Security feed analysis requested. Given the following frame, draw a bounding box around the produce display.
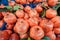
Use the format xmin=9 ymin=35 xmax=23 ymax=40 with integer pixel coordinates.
xmin=0 ymin=0 xmax=60 ymax=40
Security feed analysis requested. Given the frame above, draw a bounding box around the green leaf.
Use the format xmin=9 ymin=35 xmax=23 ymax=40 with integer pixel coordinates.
xmin=53 ymin=4 xmax=60 ymax=10
xmin=0 ymin=6 xmax=12 ymax=12
xmin=40 ymin=9 xmax=46 ymax=17
xmin=42 ymin=3 xmax=47 ymax=9
xmin=0 ymin=8 xmax=7 ymax=12
xmin=5 ymin=6 xmax=12 ymax=10
xmin=13 ymin=5 xmax=24 ymax=10
xmin=13 ymin=6 xmax=20 ymax=10
xmin=4 ymin=6 xmax=13 ymax=11
xmin=28 ymin=37 xmax=31 ymax=40
xmin=42 ymin=36 xmax=50 ymax=40
xmin=21 ymin=38 xmax=27 ymax=40
xmin=58 ymin=0 xmax=60 ymax=2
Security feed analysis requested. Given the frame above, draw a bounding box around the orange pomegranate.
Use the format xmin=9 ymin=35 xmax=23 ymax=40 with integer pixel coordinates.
xmin=4 ymin=13 xmax=17 ymax=24
xmin=15 ymin=0 xmax=20 ymax=3
xmin=6 ymin=24 xmax=14 ymax=30
xmin=28 ymin=17 xmax=39 ymax=27
xmin=30 ymin=26 xmax=44 ymax=40
xmin=29 ymin=9 xmax=39 ymax=18
xmin=9 ymin=1 xmax=15 ymax=6
xmin=46 ymin=8 xmax=57 ymax=18
xmin=54 ymin=28 xmax=60 ymax=34
xmin=4 ymin=30 xmax=12 ymax=35
xmin=2 ymin=12 xmax=10 ymax=17
xmin=39 ymin=19 xmax=53 ymax=33
xmin=24 ymin=13 xmax=29 ymax=20
xmin=15 ymin=9 xmax=24 ymax=18
xmin=0 ymin=31 xmax=9 ymax=40
xmin=51 ymin=16 xmax=60 ymax=28
xmin=0 ymin=4 xmax=4 ymax=8
xmin=24 ymin=6 xmax=31 ymax=13
xmin=48 ymin=0 xmax=58 ymax=6
xmin=9 ymin=33 xmax=19 ymax=40
xmin=14 ymin=19 xmax=29 ymax=34
xmin=46 ymin=31 xmax=56 ymax=40
xmin=35 ymin=4 xmax=43 ymax=13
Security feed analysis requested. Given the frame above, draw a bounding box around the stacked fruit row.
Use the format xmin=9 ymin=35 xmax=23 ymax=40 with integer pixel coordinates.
xmin=0 ymin=0 xmax=60 ymax=40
